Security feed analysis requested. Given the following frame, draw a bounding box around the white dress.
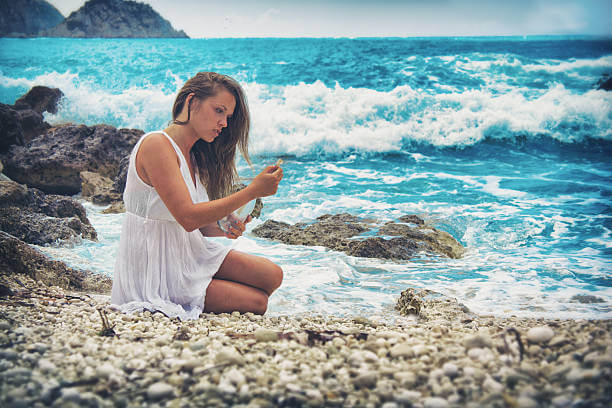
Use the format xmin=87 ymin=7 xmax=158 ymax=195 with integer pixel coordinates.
xmin=111 ymin=131 xmax=230 ymax=320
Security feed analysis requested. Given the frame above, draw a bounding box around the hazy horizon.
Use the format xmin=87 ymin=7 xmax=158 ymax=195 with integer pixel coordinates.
xmin=46 ymin=0 xmax=612 ymax=38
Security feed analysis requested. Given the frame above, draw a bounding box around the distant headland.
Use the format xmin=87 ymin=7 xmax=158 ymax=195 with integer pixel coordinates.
xmin=0 ymin=0 xmax=188 ymax=38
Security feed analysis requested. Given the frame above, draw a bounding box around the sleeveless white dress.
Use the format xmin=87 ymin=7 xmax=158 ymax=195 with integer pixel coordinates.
xmin=111 ymin=131 xmax=231 ymax=320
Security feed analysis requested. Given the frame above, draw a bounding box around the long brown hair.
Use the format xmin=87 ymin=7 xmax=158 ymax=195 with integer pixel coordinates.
xmin=172 ymin=72 xmax=251 ymax=200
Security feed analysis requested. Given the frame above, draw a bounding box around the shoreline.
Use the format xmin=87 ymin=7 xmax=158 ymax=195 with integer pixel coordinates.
xmin=1 ymin=274 xmax=610 ymax=407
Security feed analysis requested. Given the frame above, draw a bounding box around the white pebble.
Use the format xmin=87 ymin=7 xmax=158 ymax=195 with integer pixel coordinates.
xmin=214 ymin=347 xmax=245 ymax=366
xmin=389 ymin=343 xmax=412 ymax=358
xmin=147 ymin=382 xmax=175 ymax=401
xmin=395 ymin=390 xmax=421 ymax=404
xmin=254 ymin=328 xmax=278 ymax=342
xmin=443 ymin=362 xmax=459 ymax=377
xmin=423 ymin=396 xmax=449 ymax=408
xmin=526 ymin=326 xmax=554 ymax=344
xmin=96 ymin=362 xmax=115 ymax=379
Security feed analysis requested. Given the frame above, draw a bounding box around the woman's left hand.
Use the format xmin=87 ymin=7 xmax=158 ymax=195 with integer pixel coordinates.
xmin=223 ymin=216 xmax=251 ymax=239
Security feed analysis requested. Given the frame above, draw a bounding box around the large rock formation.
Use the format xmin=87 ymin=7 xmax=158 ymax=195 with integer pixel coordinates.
xmin=0 ymin=0 xmax=64 ymax=37
xmin=1 ymin=124 xmax=142 ymax=195
xmin=252 ymin=213 xmax=465 ymax=261
xmin=0 ymin=231 xmax=111 ymax=293
xmin=0 ymin=86 xmax=63 ymax=153
xmin=0 ymin=180 xmax=97 ymax=245
xmin=43 ymin=0 xmax=188 ymax=38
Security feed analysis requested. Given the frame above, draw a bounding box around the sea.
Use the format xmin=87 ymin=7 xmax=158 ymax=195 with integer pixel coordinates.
xmin=1 ymin=36 xmax=611 ymax=321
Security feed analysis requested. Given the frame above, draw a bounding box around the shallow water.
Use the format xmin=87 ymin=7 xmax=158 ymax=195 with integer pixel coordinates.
xmin=2 ymin=36 xmax=610 ymax=319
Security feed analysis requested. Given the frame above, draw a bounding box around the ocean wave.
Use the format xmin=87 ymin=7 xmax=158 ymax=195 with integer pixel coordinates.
xmin=2 ymin=71 xmax=611 ymax=156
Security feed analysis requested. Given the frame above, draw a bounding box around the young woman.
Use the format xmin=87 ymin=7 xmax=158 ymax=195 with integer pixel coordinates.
xmin=112 ymin=72 xmax=283 ymax=320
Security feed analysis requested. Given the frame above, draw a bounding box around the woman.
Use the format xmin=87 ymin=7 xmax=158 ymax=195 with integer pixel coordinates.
xmin=112 ymin=72 xmax=283 ymax=320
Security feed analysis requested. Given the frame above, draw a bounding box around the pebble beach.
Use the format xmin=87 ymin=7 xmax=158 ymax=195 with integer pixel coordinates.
xmin=1 ymin=274 xmax=610 ymax=408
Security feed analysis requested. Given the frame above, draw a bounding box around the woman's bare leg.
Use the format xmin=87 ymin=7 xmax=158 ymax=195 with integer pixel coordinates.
xmin=213 ymin=250 xmax=283 ymax=295
xmin=203 ymin=250 xmax=283 ymax=315
xmin=204 ymin=279 xmax=268 ymax=315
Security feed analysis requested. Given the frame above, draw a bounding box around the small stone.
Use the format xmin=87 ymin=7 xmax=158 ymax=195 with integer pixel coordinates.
xmin=214 ymin=347 xmax=245 ymax=366
xmin=353 ymin=371 xmax=378 ymax=388
xmin=393 ymin=371 xmax=417 ymax=386
xmin=423 ymin=397 xmax=449 ymax=408
xmin=147 ymin=382 xmax=175 ymax=401
xmin=224 ymin=368 xmax=246 ymax=387
xmin=96 ymin=362 xmax=115 ymax=379
xmin=517 ymin=396 xmax=538 ymax=408
xmin=483 ymin=376 xmax=504 ymax=394
xmin=0 ymin=320 xmax=10 ymax=330
xmin=464 ymin=333 xmax=492 ymax=349
xmin=552 ymin=395 xmax=573 ymax=408
xmin=254 ymin=328 xmax=278 ymax=342
xmin=60 ymin=388 xmax=81 ymax=403
xmin=37 ymin=359 xmax=56 ymax=373
xmin=526 ymin=326 xmax=554 ymax=344
xmin=442 ymin=362 xmax=459 ymax=378
xmin=395 ymin=390 xmax=421 ymax=404
xmin=389 ymin=343 xmax=412 ymax=358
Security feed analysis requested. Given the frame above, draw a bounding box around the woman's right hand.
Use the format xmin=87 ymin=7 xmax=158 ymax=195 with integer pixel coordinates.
xmin=248 ymin=165 xmax=283 ymax=198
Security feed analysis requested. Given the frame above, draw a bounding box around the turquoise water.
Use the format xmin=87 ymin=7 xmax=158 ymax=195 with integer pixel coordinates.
xmin=1 ymin=37 xmax=611 ymax=319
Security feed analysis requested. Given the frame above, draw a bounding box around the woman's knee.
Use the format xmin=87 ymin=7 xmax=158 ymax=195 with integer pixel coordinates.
xmin=266 ymin=262 xmax=283 ymax=294
xmin=251 ymin=292 xmax=269 ymax=315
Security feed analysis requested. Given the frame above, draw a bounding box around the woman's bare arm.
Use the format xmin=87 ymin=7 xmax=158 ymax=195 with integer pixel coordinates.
xmin=137 ymin=133 xmax=281 ymax=232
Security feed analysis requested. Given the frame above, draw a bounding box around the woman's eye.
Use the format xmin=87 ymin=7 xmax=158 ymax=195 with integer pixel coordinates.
xmin=216 ymin=108 xmax=224 ymax=114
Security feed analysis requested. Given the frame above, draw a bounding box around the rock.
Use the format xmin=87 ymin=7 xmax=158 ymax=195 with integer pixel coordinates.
xmin=0 ymin=230 xmax=111 ymax=292
xmin=597 ymin=76 xmax=612 ymax=91
xmin=0 ymin=180 xmax=97 ymax=245
xmin=15 ymin=109 xmax=50 ymax=144
xmin=1 ymin=124 xmax=142 ymax=195
xmin=526 ymin=326 xmax=554 ymax=344
xmin=352 ymin=371 xmax=378 ymax=388
xmin=0 ymin=0 xmax=64 ymax=37
xmin=0 ymin=103 xmax=24 ymax=153
xmin=13 ymin=86 xmax=64 ymax=115
xmin=569 ymin=294 xmax=605 ymax=303
xmin=389 ymin=343 xmax=413 ymax=358
xmin=102 ymin=201 xmax=125 ymax=214
xmin=442 ymin=362 xmax=459 ymax=378
xmin=464 ymin=332 xmax=493 ymax=349
xmin=80 ymin=171 xmax=121 ymax=204
xmin=252 ymin=213 xmax=465 ymax=261
xmin=147 ymin=382 xmax=175 ymax=401
xmin=214 ymin=347 xmax=245 ymax=366
xmin=254 ymin=328 xmax=278 ymax=342
xmin=395 ymin=288 xmax=423 ymax=315
xmin=113 ymin=154 xmax=130 ymax=195
xmin=43 ymin=0 xmax=189 ymax=38
xmin=517 ymin=396 xmax=539 ymax=408
xmin=423 ymin=397 xmax=449 ymax=408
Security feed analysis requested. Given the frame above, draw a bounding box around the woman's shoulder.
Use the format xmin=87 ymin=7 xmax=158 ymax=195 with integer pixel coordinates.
xmin=137 ymin=131 xmax=178 ymax=164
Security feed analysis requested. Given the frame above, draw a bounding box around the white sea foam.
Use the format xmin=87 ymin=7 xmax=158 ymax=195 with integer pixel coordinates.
xmin=2 ymin=70 xmax=610 ymax=155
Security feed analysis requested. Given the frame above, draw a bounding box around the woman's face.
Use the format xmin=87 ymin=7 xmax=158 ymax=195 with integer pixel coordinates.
xmin=190 ymin=88 xmax=236 ymax=143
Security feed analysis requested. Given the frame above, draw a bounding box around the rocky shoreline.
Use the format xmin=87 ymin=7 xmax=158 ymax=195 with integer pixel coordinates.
xmin=0 ymin=275 xmax=610 ymax=407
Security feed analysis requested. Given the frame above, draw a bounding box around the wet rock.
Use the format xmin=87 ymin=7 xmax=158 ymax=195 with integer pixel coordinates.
xmin=597 ymin=76 xmax=612 ymax=91
xmin=0 ymin=103 xmax=24 ymax=153
xmin=569 ymin=294 xmax=605 ymax=304
xmin=13 ymin=86 xmax=63 ymax=115
xmin=0 ymin=180 xmax=96 ymax=245
xmin=0 ymin=231 xmax=111 ymax=293
xmin=252 ymin=213 xmax=465 ymax=261
xmin=1 ymin=124 xmax=142 ymax=195
xmin=101 ymin=201 xmax=125 ymax=214
xmin=80 ymin=171 xmax=121 ymax=204
xmin=113 ymin=154 xmax=130 ymax=195
xmin=396 ymin=288 xmax=473 ymax=321
xmin=15 ymin=108 xmax=49 ymax=144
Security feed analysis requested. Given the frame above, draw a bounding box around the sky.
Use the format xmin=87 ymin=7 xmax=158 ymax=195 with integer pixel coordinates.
xmin=47 ymin=0 xmax=612 ymax=38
